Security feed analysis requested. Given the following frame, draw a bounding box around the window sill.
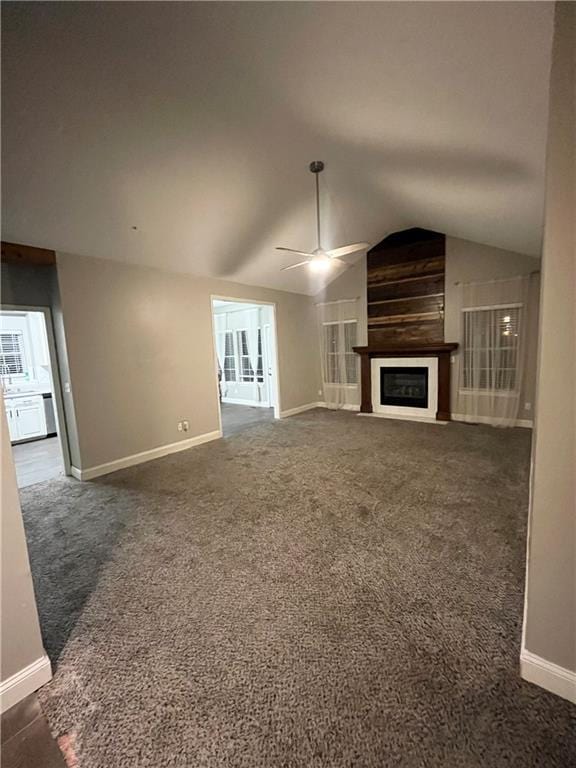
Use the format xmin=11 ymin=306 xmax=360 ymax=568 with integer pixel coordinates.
xmin=458 ymin=389 xmax=520 ymax=397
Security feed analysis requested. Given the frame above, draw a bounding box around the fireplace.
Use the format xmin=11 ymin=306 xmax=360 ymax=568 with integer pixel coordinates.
xmin=380 ymin=367 xmax=428 ymax=409
xmin=353 ymin=344 xmax=458 ymax=421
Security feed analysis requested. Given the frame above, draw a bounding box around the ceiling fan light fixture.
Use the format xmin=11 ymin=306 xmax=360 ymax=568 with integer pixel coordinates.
xmin=277 ymin=161 xmax=369 ymax=273
xmin=308 ymin=253 xmax=332 ymax=273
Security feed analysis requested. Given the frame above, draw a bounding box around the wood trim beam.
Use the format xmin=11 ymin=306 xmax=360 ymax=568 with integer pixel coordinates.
xmin=1 ymin=242 xmax=56 ymax=266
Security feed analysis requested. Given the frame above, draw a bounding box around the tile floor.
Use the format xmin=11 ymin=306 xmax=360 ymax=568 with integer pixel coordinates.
xmin=12 ymin=437 xmax=64 ymax=489
xmin=220 ymin=402 xmax=275 ymax=437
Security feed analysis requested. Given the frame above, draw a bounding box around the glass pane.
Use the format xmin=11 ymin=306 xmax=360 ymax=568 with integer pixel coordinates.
xmin=324 ymin=324 xmax=339 ymax=353
xmin=344 ymin=322 xmax=357 ymax=353
xmin=462 ymin=306 xmax=521 ymax=391
xmin=345 ymin=354 xmax=358 ymax=384
xmin=256 ymin=329 xmax=263 ymax=381
xmin=327 ymin=354 xmax=338 ymax=384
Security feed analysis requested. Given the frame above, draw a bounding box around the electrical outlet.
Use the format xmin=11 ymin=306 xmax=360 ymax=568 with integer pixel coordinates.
xmin=182 ymin=420 xmax=189 ymax=432
xmin=318 ymin=389 xmax=322 ymax=396
xmin=177 ymin=422 xmax=183 ymax=432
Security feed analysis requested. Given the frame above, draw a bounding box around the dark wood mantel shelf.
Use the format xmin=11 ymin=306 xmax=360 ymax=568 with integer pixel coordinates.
xmin=353 ymin=343 xmax=459 ymax=420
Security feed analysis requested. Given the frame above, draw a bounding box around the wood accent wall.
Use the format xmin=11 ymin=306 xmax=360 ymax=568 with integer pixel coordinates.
xmin=367 ymin=228 xmax=445 ymax=346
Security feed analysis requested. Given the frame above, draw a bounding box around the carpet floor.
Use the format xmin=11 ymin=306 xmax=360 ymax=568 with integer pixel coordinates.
xmin=20 ymin=410 xmax=575 ymax=767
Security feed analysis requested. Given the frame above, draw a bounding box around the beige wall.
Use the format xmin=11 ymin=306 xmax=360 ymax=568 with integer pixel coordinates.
xmin=523 ymin=1 xmax=575 ymax=677
xmin=55 ymin=253 xmax=319 ymax=470
xmin=1 ymin=397 xmax=48 ymax=698
xmin=444 ymin=237 xmax=540 ymax=422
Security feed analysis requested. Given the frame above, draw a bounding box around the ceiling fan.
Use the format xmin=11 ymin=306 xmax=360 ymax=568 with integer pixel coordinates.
xmin=278 ymin=161 xmax=369 ymax=272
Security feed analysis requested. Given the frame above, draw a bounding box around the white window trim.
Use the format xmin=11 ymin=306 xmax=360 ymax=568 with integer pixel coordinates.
xmin=461 ymin=302 xmax=523 ymax=312
xmin=458 ymin=388 xmax=520 ymax=397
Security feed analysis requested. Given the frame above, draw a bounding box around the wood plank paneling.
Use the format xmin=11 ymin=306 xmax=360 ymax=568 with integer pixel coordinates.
xmin=367 ymin=256 xmax=445 ymax=285
xmin=366 ymin=228 xmax=445 ymax=346
xmin=369 ymin=320 xmax=444 ymax=342
xmin=368 ymin=295 xmax=444 ymax=318
xmin=368 ymin=274 xmax=444 ymax=302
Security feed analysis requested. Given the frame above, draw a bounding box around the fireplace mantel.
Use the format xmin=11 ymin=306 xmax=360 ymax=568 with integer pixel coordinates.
xmin=353 ymin=343 xmax=458 ymax=420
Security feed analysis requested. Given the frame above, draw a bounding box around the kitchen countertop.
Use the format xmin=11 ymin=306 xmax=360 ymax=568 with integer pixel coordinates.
xmin=3 ymin=390 xmax=52 ymax=399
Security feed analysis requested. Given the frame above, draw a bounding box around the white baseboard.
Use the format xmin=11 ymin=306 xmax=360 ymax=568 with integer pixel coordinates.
xmin=0 ymin=655 xmax=52 ymax=714
xmin=520 ymin=648 xmax=576 ymax=704
xmin=279 ymin=402 xmax=324 ymax=418
xmin=316 ymin=402 xmax=360 ymax=412
xmin=222 ymin=398 xmax=271 ymax=408
xmin=280 ymin=402 xmax=362 ymax=418
xmin=452 ymin=414 xmax=533 ymax=428
xmin=71 ymin=429 xmax=222 ymax=481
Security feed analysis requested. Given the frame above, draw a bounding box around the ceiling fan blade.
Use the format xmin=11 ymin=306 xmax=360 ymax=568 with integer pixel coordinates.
xmin=281 ymin=260 xmax=311 ymax=271
xmin=326 ymin=242 xmax=370 ymax=259
xmin=276 ymin=247 xmax=315 ymax=258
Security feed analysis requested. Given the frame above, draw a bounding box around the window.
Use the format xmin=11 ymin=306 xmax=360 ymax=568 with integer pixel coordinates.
xmin=237 ymin=330 xmax=253 ymax=382
xmin=0 ymin=331 xmax=26 ymax=377
xmin=461 ymin=306 xmax=521 ymax=392
xmin=256 ymin=329 xmax=264 ymax=383
xmin=236 ymin=329 xmax=264 ymax=383
xmin=222 ymin=331 xmax=237 ymax=382
xmin=323 ymin=320 xmax=358 ymax=385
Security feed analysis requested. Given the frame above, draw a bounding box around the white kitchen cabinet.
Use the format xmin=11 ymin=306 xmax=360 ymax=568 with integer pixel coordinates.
xmin=5 ymin=396 xmax=47 ymax=442
xmin=6 ymin=408 xmax=19 ymax=442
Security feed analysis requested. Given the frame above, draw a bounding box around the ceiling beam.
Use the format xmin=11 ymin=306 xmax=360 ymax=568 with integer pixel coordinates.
xmin=1 ymin=241 xmax=56 ymax=266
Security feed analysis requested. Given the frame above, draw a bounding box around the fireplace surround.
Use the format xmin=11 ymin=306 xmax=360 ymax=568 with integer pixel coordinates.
xmin=353 ymin=343 xmax=458 ymax=421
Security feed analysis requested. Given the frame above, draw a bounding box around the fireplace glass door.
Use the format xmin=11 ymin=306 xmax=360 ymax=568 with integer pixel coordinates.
xmin=380 ymin=367 xmax=428 ymax=408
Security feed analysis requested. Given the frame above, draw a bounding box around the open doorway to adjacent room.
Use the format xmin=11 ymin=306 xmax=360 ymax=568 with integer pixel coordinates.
xmin=211 ymin=298 xmax=280 ymax=437
xmin=1 ymin=307 xmax=70 ymax=488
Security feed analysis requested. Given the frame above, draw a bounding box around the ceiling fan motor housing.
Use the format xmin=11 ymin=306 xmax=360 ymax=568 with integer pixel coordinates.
xmin=309 ymin=160 xmax=324 ymax=174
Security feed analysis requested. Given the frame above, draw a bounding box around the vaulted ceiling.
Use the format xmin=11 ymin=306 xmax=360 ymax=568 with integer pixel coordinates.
xmin=1 ymin=2 xmax=554 ymax=295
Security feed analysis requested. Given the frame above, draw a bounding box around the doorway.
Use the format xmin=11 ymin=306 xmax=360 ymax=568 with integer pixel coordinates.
xmin=1 ymin=308 xmax=70 ymax=488
xmin=211 ymin=298 xmax=280 ymax=437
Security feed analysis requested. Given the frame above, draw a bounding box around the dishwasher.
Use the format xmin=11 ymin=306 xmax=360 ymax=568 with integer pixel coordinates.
xmin=43 ymin=393 xmax=57 ymax=436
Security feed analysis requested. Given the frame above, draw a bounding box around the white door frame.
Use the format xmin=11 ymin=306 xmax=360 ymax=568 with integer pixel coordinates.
xmin=263 ymin=323 xmax=275 ymax=408
xmin=1 ymin=305 xmax=72 ymax=477
xmin=210 ymin=296 xmax=282 ymax=430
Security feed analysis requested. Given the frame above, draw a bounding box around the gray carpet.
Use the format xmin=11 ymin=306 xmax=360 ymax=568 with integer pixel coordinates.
xmin=20 ymin=410 xmax=575 ymax=767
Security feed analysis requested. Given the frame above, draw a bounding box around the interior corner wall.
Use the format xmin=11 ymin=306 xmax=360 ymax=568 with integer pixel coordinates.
xmin=523 ymin=0 xmax=576 ymax=681
xmin=444 ymin=237 xmax=541 ymax=423
xmin=54 ymin=253 xmax=319 ymax=470
xmin=1 ymin=396 xmax=50 ymax=707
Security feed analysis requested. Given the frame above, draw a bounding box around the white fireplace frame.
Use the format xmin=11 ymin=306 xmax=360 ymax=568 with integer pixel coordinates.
xmin=371 ymin=357 xmax=439 ymax=421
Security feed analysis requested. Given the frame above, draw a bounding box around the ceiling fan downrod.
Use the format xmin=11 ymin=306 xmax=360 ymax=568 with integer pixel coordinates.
xmin=309 ymin=161 xmax=324 ymax=252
